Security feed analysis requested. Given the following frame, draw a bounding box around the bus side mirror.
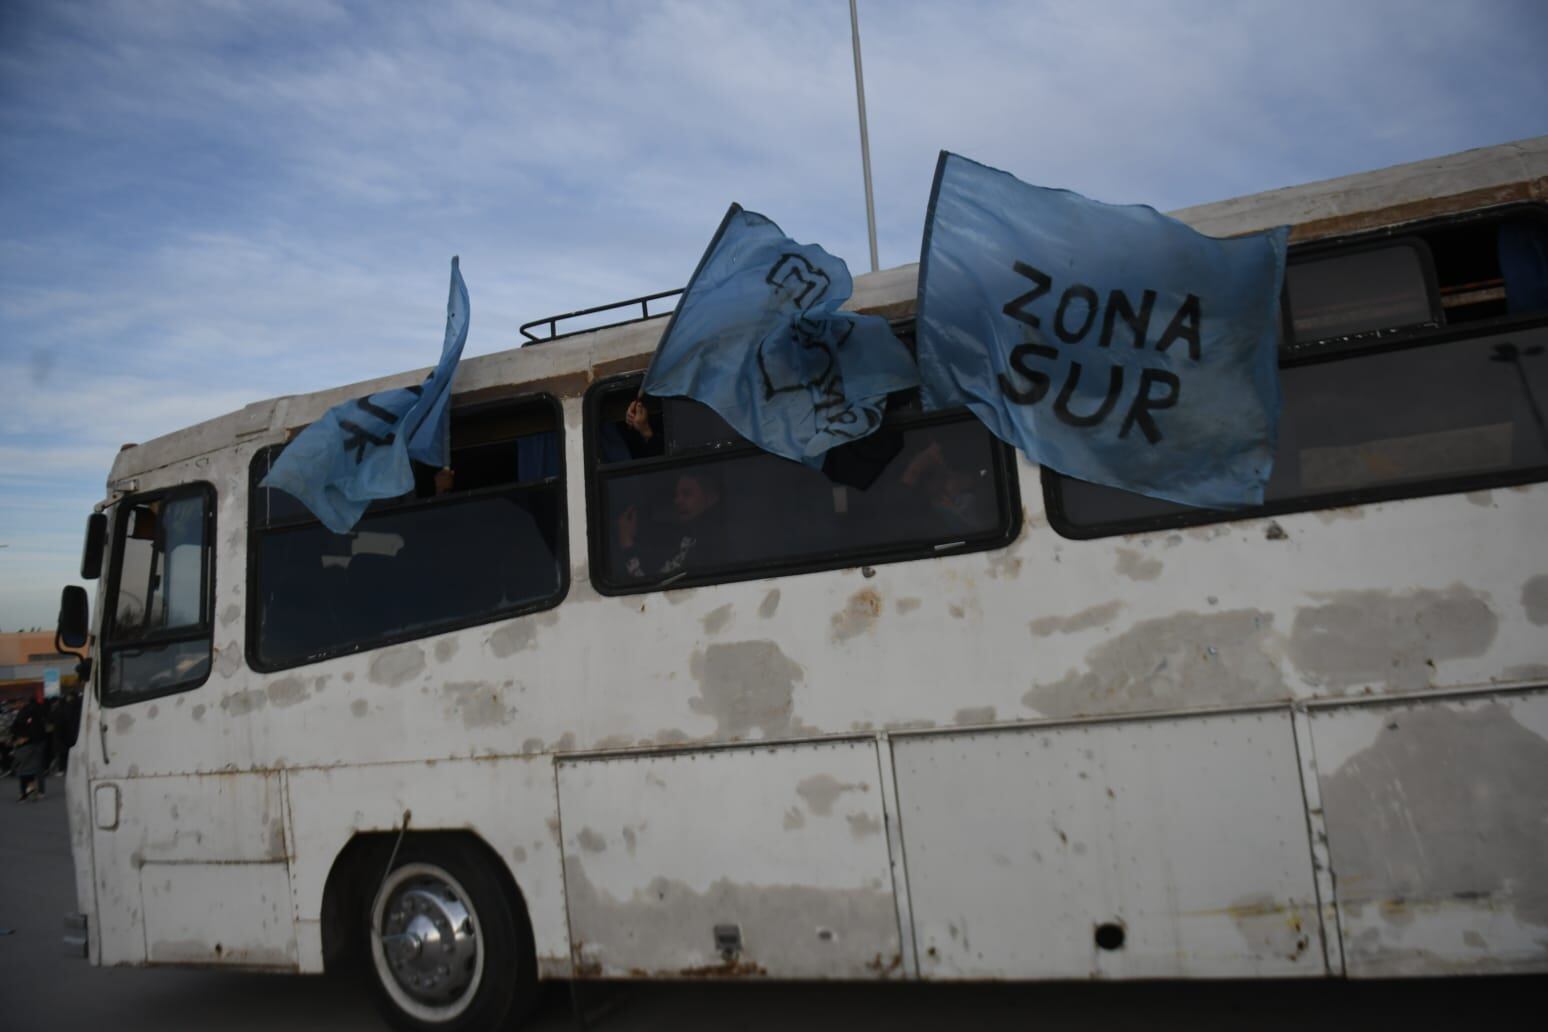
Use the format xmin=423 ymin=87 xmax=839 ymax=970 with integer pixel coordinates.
xmin=58 ymin=585 xmax=90 ymax=651
xmin=81 ymin=512 xmax=107 ymax=580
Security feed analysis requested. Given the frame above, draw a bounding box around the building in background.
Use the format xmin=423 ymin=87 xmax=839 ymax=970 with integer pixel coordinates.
xmin=0 ymin=631 xmax=82 ymax=703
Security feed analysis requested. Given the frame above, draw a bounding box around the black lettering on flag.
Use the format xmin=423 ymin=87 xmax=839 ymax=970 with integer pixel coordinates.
xmin=820 ymin=405 xmax=881 ymax=441
xmin=338 ymin=422 xmax=396 ymax=463
xmin=765 ymin=253 xmax=832 ymax=311
xmin=1002 ymin=262 xmax=1051 ymax=329
xmin=354 ymin=396 xmax=401 ymax=423
xmin=1100 ymin=289 xmax=1157 ymax=349
xmin=1118 ymin=368 xmax=1181 ymax=444
xmin=760 ymin=316 xmax=846 ymax=400
xmin=1054 ymin=285 xmax=1099 ymax=344
xmin=1155 ymin=294 xmax=1202 ymax=360
xmin=338 ymin=395 xmax=405 ymax=463
xmin=757 ymin=316 xmax=877 ymax=441
xmin=997 ymin=342 xmax=1058 ymax=405
xmin=1052 ymin=361 xmax=1123 ymax=427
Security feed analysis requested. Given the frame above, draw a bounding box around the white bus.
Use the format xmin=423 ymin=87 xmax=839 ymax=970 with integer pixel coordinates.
xmin=58 ymin=138 xmax=1548 ymax=1032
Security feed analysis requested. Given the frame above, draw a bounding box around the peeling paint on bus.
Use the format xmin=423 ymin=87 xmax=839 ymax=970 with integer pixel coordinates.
xmin=443 ymin=681 xmax=513 ymax=729
xmin=1523 ymin=575 xmax=1548 ymax=625
xmin=368 ymin=645 xmax=426 ymax=686
xmin=486 ymin=621 xmax=537 ymax=658
xmin=688 ymin=641 xmax=809 ymax=739
xmin=563 ymin=859 xmax=898 ymax=980
xmin=1290 ymin=585 xmax=1497 ymax=692
xmin=953 ymin=706 xmax=996 ymax=725
xmin=831 ymin=590 xmax=882 ymax=642
xmin=1028 ymin=600 xmax=1123 ymax=637
xmin=1023 ymin=609 xmax=1283 ymax=717
xmin=1115 ymin=548 xmax=1163 ymax=581
xmin=795 ymin=774 xmax=867 ymax=817
xmin=266 ymin=678 xmax=308 ymax=708
xmin=701 ymin=604 xmax=733 ymax=635
xmin=1318 ymin=698 xmax=1548 ymax=974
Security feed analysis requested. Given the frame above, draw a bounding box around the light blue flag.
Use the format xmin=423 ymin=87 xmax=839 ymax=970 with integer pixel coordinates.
xmin=261 ymin=257 xmax=470 ymax=533
xmin=917 ymin=153 xmax=1288 ymax=508
xmin=643 ymin=205 xmax=918 ymax=466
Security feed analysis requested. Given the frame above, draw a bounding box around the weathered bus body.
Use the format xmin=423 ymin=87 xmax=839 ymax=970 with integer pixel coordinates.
xmin=64 ymin=138 xmax=1548 ymax=1030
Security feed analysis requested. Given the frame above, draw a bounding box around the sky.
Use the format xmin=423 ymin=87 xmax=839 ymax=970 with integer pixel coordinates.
xmin=1 ymin=0 xmax=1545 ymax=630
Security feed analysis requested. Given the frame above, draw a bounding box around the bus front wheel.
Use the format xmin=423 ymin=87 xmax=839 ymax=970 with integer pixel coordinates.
xmin=364 ymin=837 xmax=535 ymax=1032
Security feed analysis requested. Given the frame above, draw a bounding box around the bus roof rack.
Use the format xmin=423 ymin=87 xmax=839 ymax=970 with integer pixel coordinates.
xmin=519 ymin=287 xmax=684 ymax=346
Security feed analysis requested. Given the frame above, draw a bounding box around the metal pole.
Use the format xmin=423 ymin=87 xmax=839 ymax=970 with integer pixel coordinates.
xmin=848 ymin=0 xmax=880 ymax=273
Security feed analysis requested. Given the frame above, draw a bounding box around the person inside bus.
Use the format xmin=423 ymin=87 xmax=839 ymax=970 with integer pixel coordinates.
xmin=615 ymin=469 xmax=727 ymax=581
xmin=896 ymin=437 xmax=994 ymax=536
xmin=622 ymin=397 xmax=665 ymax=459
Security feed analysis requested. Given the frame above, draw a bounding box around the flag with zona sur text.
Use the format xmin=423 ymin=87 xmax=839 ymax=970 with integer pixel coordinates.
xmin=916 ymin=151 xmax=1288 ymax=509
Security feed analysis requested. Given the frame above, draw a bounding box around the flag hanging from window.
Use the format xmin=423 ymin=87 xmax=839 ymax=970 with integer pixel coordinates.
xmin=643 ymin=205 xmax=918 ymax=467
xmin=261 ymin=257 xmax=470 ymax=534
xmin=916 ymin=152 xmax=1288 ymax=508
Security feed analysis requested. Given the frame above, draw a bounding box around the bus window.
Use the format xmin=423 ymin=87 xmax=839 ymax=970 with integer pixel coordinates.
xmin=102 ymin=484 xmax=215 ymax=705
xmin=248 ymin=396 xmax=566 ymax=672
xmin=1284 ymin=239 xmax=1439 ymax=349
xmin=1045 ymin=206 xmax=1548 ymax=538
xmin=585 ymin=375 xmax=1020 ymax=593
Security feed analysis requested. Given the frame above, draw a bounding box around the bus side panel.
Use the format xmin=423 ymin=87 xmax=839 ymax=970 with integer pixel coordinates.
xmin=894 ymin=710 xmax=1324 ymax=979
xmin=142 ymin=861 xmax=293 ymax=966
xmin=1311 ymin=690 xmax=1548 ymax=976
xmin=68 ymin=680 xmax=102 ymax=962
xmin=90 ymin=772 xmax=292 ymax=967
xmin=556 ymin=740 xmax=902 ymax=979
xmin=285 ymin=756 xmax=568 ymax=977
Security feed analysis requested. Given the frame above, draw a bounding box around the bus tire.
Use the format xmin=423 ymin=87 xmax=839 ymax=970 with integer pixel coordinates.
xmin=363 ymin=837 xmax=536 ymax=1032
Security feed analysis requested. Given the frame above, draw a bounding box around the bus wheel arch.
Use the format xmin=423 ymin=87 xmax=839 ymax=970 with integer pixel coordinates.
xmin=319 ymin=830 xmax=538 ymax=1031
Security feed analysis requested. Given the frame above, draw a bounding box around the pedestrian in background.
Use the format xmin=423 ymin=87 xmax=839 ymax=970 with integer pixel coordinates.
xmin=0 ymin=700 xmax=16 ymax=777
xmin=12 ymin=693 xmax=49 ymax=801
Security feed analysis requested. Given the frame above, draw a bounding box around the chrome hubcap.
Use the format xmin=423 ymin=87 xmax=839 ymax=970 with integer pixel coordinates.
xmin=377 ymin=876 xmax=478 ymax=1007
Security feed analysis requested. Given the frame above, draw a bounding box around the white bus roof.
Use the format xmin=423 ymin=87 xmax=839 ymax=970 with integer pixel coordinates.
xmin=109 ymin=135 xmax=1548 ymax=485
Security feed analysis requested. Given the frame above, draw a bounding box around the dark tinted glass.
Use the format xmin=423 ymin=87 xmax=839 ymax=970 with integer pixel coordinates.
xmin=249 ymin=398 xmax=565 ymax=670
xmin=253 ymin=489 xmax=563 ymax=668
xmin=1286 ymin=243 xmax=1437 ymax=344
xmin=663 ymin=397 xmax=739 ymax=452
xmin=106 ymin=640 xmax=212 ymax=703
xmin=110 ymin=494 xmax=207 ymax=639
xmin=103 ymin=486 xmax=214 ymax=705
xmin=596 ymin=409 xmax=1009 ymax=588
xmin=1051 ymin=324 xmax=1548 ymax=532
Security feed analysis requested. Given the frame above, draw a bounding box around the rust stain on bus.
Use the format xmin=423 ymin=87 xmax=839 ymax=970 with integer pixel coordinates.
xmin=456 ymin=370 xmax=592 ymax=404
xmin=831 ymin=589 xmax=883 ymax=642
xmin=592 ymin=355 xmax=651 ymax=380
xmin=1290 ymin=181 xmax=1546 ymax=243
xmin=865 ymin=951 xmax=904 ymax=976
xmin=677 ymin=957 xmax=770 ymax=978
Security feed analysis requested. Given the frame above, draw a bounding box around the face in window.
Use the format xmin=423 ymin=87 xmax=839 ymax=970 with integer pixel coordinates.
xmin=673 ymin=473 xmax=722 ymax=523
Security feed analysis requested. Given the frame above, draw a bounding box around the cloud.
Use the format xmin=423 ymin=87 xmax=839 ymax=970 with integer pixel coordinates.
xmin=1 ymin=0 xmax=1545 ymax=625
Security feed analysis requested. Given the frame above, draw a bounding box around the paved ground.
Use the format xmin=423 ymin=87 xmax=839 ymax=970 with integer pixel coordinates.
xmin=2 ymin=776 xmax=1540 ymax=1031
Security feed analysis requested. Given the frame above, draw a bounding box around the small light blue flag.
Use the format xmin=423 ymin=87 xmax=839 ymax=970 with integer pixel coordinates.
xmin=643 ymin=205 xmax=918 ymax=466
xmin=261 ymin=257 xmax=470 ymax=534
xmin=917 ymin=153 xmax=1288 ymax=509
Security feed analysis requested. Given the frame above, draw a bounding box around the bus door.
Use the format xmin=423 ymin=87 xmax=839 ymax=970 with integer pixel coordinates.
xmin=89 ymin=482 xmax=296 ymax=968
